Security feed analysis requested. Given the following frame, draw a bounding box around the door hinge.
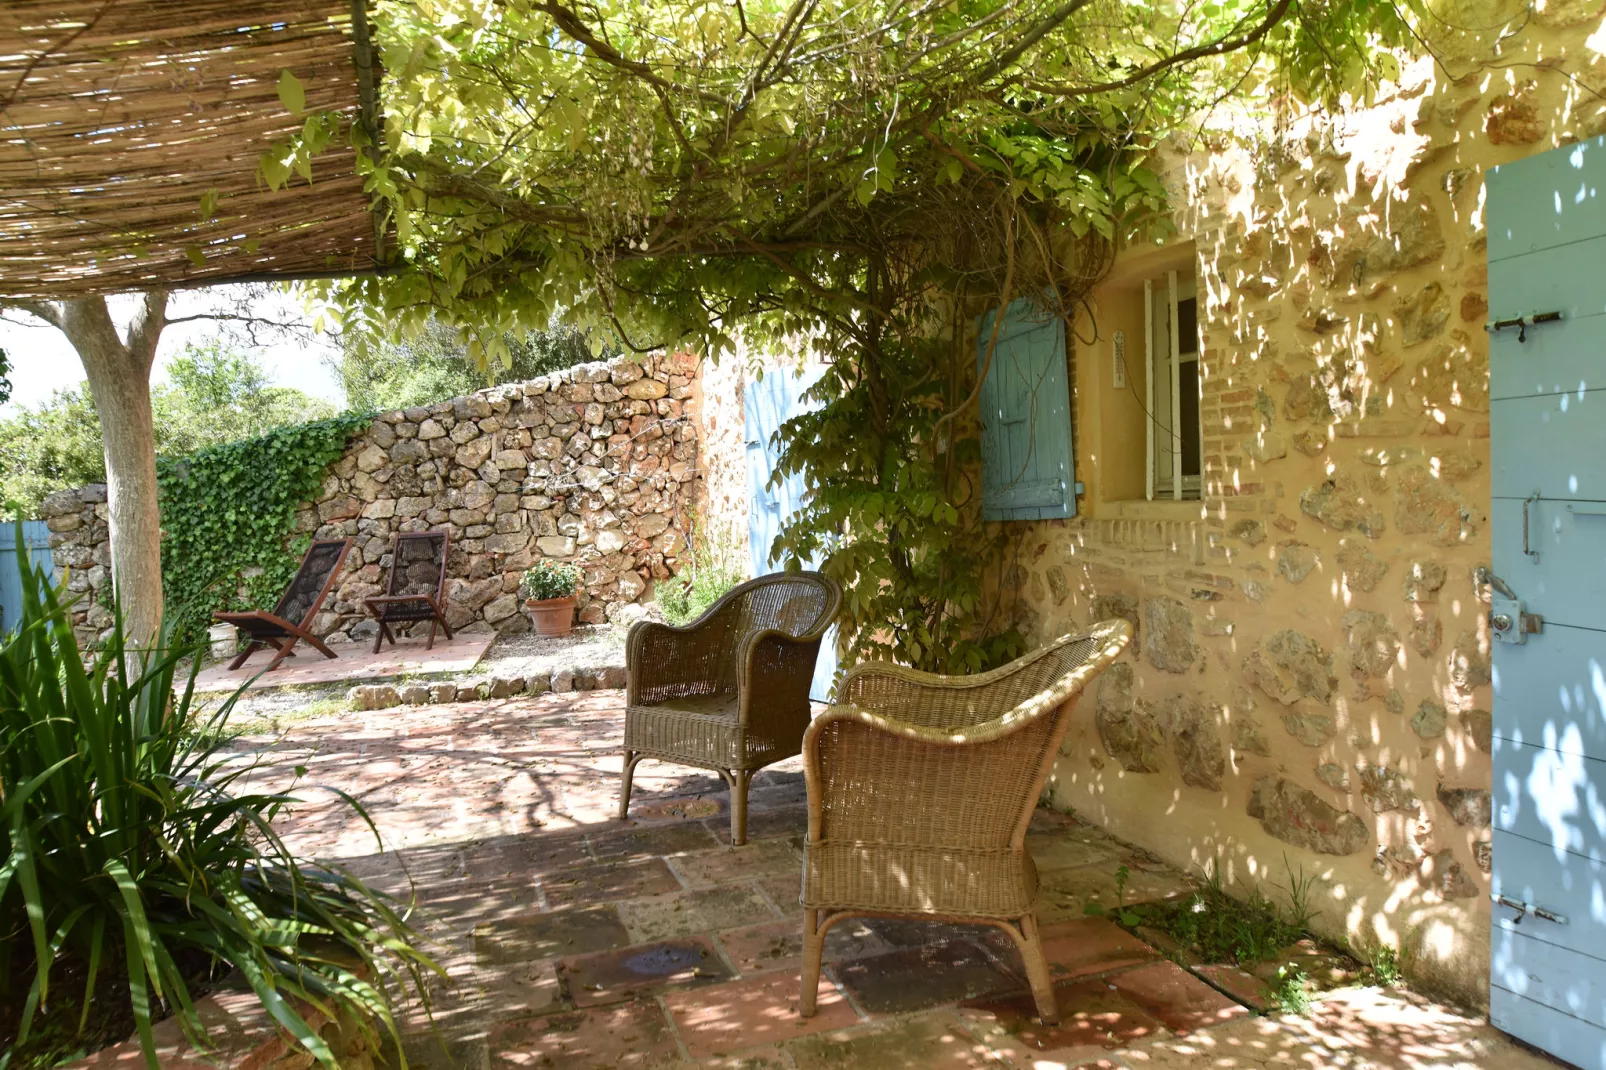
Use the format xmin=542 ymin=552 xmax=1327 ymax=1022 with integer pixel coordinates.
xmin=1486 ymin=310 xmax=1562 ymax=343
xmin=1492 ymin=893 xmax=1569 ymax=926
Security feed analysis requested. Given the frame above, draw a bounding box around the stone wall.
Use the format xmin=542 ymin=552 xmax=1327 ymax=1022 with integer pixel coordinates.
xmin=44 ymin=352 xmax=700 ymax=644
xmin=688 ymin=350 xmax=752 ymax=571
xmin=1002 ymin=15 xmax=1606 ymax=1005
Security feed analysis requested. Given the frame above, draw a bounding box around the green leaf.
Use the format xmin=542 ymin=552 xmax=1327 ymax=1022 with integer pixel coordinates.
xmin=278 ymin=69 xmax=306 ymax=115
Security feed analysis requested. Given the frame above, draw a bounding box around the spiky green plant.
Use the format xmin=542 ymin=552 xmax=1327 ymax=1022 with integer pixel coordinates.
xmin=0 ymin=531 xmax=436 ymax=1068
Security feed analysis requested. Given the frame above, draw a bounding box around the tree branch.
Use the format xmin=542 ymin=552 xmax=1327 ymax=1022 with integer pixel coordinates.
xmin=1025 ymin=0 xmax=1295 ymax=98
xmin=0 ymin=298 xmax=64 ymax=329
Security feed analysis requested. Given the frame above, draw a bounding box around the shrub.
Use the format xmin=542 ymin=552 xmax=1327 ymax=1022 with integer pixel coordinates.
xmin=0 ymin=536 xmax=435 ymax=1069
xmin=658 ymin=559 xmax=746 ymax=626
xmin=520 ymin=560 xmax=582 ymax=602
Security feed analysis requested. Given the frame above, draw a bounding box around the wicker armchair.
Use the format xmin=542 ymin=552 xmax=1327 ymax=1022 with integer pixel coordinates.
xmin=799 ymin=620 xmax=1132 ymax=1025
xmin=621 ymin=571 xmax=842 ymax=845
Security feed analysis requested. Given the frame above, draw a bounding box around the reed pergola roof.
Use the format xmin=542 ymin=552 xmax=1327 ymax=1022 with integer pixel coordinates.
xmin=0 ymin=1 xmax=384 ymax=298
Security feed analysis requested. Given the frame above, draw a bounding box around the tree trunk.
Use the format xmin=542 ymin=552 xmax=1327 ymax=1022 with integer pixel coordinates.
xmin=60 ymin=293 xmax=167 ymax=645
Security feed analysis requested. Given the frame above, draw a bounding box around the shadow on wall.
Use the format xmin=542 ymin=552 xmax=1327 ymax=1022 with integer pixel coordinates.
xmin=1010 ymin=14 xmax=1606 ymax=1006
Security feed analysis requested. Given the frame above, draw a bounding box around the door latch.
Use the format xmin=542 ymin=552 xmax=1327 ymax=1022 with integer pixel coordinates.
xmin=1478 ymin=568 xmax=1544 ymax=645
xmin=1492 ymin=893 xmax=1569 ymax=926
xmin=1486 ymin=310 xmax=1562 ymax=343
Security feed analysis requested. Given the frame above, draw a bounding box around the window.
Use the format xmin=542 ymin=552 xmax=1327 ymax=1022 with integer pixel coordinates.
xmin=1144 ymin=270 xmax=1203 ymax=501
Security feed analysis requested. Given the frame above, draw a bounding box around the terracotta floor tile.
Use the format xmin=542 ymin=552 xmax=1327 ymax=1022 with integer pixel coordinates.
xmin=462 ymin=833 xmax=595 ymax=878
xmin=959 ymin=978 xmax=1166 ymax=1055
xmin=667 ymin=838 xmax=804 ymax=889
xmin=1109 ymin=961 xmax=1249 ymax=1034
xmin=787 ymin=1014 xmax=1013 ymax=1069
xmin=1035 ymin=865 xmax=1194 ymax=923
xmin=589 ymin=821 xmax=723 ymax=862
xmin=1034 ymin=917 xmax=1158 ymax=981
xmin=475 ymin=957 xmax=567 ymax=1021
xmin=715 ymin=916 xmax=888 ymax=975
xmin=474 ymin=904 xmax=632 ymax=963
xmin=664 ymin=969 xmax=859 ymax=1059
xmin=863 ymin=917 xmax=1014 ymax=951
xmin=832 ymin=940 xmax=1021 ymax=1017
xmin=414 ymin=874 xmax=543 ymax=933
xmin=1024 ymin=829 xmax=1123 ymax=870
xmin=705 ymin=806 xmax=809 ymax=846
xmin=617 ymin=883 xmax=779 ymax=943
xmin=756 ymin=874 xmax=803 ymax=912
xmin=1191 ymin=964 xmax=1275 ymax=1011
xmin=541 ymin=857 xmax=683 ymax=909
xmin=561 ymin=935 xmax=733 ymax=1007
xmin=488 ymin=1001 xmax=682 ymax=1068
xmin=630 ymin=795 xmax=728 ymax=822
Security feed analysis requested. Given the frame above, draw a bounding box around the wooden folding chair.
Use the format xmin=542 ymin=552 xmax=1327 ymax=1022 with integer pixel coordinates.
xmin=213 ymin=538 xmax=353 ymax=671
xmin=364 ymin=530 xmax=454 ymax=653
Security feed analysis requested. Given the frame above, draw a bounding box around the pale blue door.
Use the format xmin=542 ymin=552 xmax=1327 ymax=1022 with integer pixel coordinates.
xmin=0 ymin=520 xmax=56 ymax=634
xmin=744 ymin=365 xmax=839 ymax=701
xmin=1487 ymin=136 xmax=1606 ymax=1069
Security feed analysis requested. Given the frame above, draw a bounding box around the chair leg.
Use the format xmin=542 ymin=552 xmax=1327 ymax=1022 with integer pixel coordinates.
xmin=303 ymin=632 xmax=339 ymax=660
xmin=1018 ymin=913 xmax=1059 ymax=1025
xmin=800 ymin=908 xmax=823 ymax=1018
xmin=618 ymin=751 xmax=642 ymax=820
xmin=228 ymin=641 xmax=260 ymax=671
xmin=264 ymin=638 xmax=299 ymax=671
xmin=439 ymin=615 xmax=454 ymax=641
xmin=426 ymin=618 xmax=438 ymax=651
xmin=729 ymin=769 xmax=752 ymax=846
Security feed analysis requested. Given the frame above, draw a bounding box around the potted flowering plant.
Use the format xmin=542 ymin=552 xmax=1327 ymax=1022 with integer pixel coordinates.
xmin=521 ymin=560 xmax=582 ymax=636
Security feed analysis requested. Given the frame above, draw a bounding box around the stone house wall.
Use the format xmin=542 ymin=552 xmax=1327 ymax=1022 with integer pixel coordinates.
xmin=1001 ymin=15 xmax=1606 ymax=1005
xmin=43 ymin=352 xmax=700 ymax=645
xmin=687 ymin=351 xmax=753 ymax=572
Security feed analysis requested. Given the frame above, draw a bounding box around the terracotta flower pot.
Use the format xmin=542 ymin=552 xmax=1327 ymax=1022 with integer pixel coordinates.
xmin=525 ymin=595 xmax=577 ymax=637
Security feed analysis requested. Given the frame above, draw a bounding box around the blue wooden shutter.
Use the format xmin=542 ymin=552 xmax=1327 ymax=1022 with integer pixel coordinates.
xmin=977 ymin=298 xmax=1075 ymax=521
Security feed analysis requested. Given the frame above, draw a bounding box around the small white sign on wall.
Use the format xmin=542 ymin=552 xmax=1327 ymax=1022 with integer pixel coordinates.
xmin=1112 ymin=329 xmax=1127 ymax=389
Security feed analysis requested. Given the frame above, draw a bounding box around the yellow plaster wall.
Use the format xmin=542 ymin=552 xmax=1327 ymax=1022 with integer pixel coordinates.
xmin=1007 ymin=6 xmax=1606 ymax=1005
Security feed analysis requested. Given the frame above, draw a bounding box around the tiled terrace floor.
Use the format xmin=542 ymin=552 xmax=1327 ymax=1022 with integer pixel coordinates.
xmin=237 ymin=692 xmax=1562 ymax=1070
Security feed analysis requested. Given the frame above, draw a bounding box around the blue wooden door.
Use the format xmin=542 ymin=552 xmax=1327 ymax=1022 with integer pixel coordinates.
xmin=744 ymin=365 xmax=839 ymax=702
xmin=1487 ymin=136 xmax=1606 ymax=1069
xmin=0 ymin=520 xmax=56 ymax=634
xmin=977 ymin=298 xmax=1076 ymax=520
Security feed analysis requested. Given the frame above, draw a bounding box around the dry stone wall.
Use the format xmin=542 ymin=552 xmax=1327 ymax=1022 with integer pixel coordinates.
xmin=43 ymin=352 xmax=700 ymax=644
xmin=1002 ymin=16 xmax=1606 ymax=1005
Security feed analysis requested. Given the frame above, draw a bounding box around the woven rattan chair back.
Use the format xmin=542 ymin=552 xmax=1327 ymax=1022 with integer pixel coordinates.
xmin=799 ymin=620 xmax=1132 ymax=1027
xmin=621 ymin=570 xmax=842 ymax=844
xmin=272 ymin=539 xmax=349 ymax=627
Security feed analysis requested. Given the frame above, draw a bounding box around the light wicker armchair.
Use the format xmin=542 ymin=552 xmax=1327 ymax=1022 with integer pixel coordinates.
xmin=621 ymin=571 xmax=842 ymax=845
xmin=800 ymin=620 xmax=1132 ymax=1025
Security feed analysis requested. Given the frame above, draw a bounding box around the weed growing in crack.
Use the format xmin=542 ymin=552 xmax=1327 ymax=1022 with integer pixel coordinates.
xmin=1087 ymin=855 xmax=1317 ymax=968
xmin=1369 ymin=944 xmax=1402 ymax=986
xmin=1269 ymin=965 xmax=1313 ymax=1015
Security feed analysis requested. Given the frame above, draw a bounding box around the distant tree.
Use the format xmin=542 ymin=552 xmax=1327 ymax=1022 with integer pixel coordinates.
xmin=333 ymin=318 xmax=612 ymax=412
xmin=154 ymin=341 xmax=337 ymax=456
xmin=0 ymin=341 xmax=335 ymax=517
xmin=0 ymin=347 xmax=11 ymax=408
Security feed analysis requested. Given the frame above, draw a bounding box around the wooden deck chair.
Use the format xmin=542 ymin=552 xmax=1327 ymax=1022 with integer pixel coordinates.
xmin=213 ymin=538 xmax=353 ymax=671
xmin=364 ymin=530 xmax=454 ymax=653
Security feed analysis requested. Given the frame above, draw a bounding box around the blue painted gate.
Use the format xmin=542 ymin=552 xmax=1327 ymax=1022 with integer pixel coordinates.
xmin=744 ymin=365 xmax=839 ymax=701
xmin=0 ymin=520 xmax=56 ymax=634
xmin=1486 ymin=136 xmax=1606 ymax=1069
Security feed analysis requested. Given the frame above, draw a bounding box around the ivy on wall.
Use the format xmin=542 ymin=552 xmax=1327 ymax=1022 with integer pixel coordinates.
xmin=156 ymin=412 xmax=371 ymax=643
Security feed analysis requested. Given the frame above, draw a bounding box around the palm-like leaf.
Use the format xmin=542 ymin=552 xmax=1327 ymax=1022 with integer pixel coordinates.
xmin=0 ymin=528 xmax=438 ymax=1068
